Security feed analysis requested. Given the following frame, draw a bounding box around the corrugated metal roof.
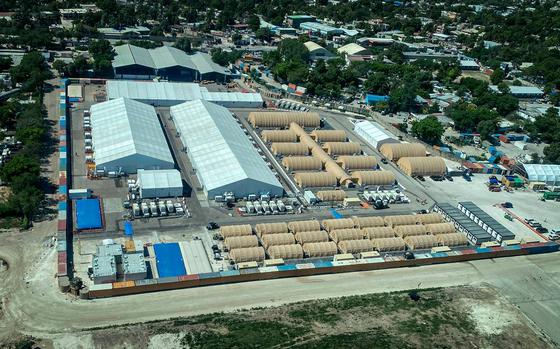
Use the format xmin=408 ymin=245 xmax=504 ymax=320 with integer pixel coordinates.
xmin=170 ymin=100 xmax=282 ymax=194
xmin=112 ymin=44 xmax=230 ymax=76
xmin=113 ymin=44 xmax=155 ymax=68
xmin=90 ymin=97 xmax=174 ymax=168
xmin=137 ymin=169 xmax=182 ymax=190
xmin=106 ymin=80 xmax=204 ymax=101
xmin=201 ymin=91 xmax=264 ymax=103
xmin=338 ymin=43 xmax=368 ymax=55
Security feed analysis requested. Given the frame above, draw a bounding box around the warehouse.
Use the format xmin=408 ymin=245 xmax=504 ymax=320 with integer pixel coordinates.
xmin=380 ymin=143 xmax=426 ymax=161
xmin=303 ymin=41 xmax=335 ymax=60
xmin=520 ymin=164 xmax=560 ymax=186
xmin=170 ymin=100 xmax=283 ymax=198
xmin=137 ymin=169 xmax=183 ymax=198
xmin=354 ymin=120 xmax=400 ymax=150
xmin=90 ymin=97 xmax=174 ymax=174
xmin=106 ymin=80 xmax=263 ymax=108
xmin=337 ymin=43 xmax=371 ymax=56
xmin=112 ymin=44 xmax=231 ymax=82
xmin=397 ymin=156 xmax=447 ymax=177
xmin=489 ymin=85 xmax=544 ymax=99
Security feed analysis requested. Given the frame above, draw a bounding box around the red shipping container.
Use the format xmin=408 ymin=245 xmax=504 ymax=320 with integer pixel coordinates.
xmin=461 ymin=249 xmax=476 ymax=255
xmin=499 ymin=135 xmax=509 ymax=143
xmin=179 ymin=274 xmax=200 ymax=281
xmin=490 ymin=246 xmax=503 ymax=252
xmin=59 ymin=177 xmax=67 ymax=186
xmin=58 ymin=263 xmax=67 ymax=276
xmin=288 ymin=83 xmax=297 ymax=90
xmin=57 ymin=219 xmax=66 ymax=231
xmin=58 ymin=252 xmax=67 ymax=263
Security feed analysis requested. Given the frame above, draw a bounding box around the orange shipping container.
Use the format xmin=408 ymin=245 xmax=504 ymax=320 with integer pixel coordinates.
xmin=112 ymin=281 xmax=135 ymax=289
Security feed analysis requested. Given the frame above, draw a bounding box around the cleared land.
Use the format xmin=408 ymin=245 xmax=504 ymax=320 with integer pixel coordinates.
xmin=4 ymin=286 xmax=553 ymax=349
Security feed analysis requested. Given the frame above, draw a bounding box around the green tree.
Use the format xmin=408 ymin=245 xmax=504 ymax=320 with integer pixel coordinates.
xmin=388 ymin=83 xmax=417 ymax=112
xmin=248 ymin=15 xmax=260 ymax=32
xmin=490 ymin=67 xmax=505 ymax=84
xmin=174 ymin=37 xmax=192 ymax=53
xmin=477 ymin=119 xmax=497 ymax=141
xmin=52 ymin=60 xmax=68 ymax=76
xmin=543 ymin=143 xmax=560 ymax=164
xmin=411 ymin=116 xmax=444 ymax=145
xmin=0 ymin=154 xmax=40 ymax=184
xmin=0 ymin=57 xmax=12 ymax=71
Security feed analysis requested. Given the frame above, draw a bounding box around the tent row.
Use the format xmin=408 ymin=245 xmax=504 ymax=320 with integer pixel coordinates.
xmin=249 ymin=111 xmax=321 ymax=128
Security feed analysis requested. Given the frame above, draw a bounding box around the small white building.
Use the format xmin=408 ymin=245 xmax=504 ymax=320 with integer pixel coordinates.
xmin=353 ymin=120 xmax=400 ymax=150
xmin=137 ymin=169 xmax=183 ymax=198
xmin=92 ymin=255 xmax=117 ymax=284
xmin=122 ymin=252 xmax=147 ymax=281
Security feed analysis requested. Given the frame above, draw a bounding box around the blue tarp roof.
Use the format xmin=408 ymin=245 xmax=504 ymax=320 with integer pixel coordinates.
xmin=154 ymin=243 xmax=187 ymax=277
xmin=365 ymin=94 xmax=389 ymax=104
xmin=124 ymin=221 xmax=134 ymax=236
xmin=75 ymin=199 xmax=102 ymax=230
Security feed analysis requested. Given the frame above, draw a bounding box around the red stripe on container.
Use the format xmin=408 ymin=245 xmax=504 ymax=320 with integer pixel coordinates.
xmin=179 ymin=274 xmax=200 ymax=281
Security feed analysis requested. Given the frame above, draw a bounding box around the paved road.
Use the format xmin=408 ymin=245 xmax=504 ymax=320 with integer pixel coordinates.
xmin=1 ymin=231 xmax=559 ymax=344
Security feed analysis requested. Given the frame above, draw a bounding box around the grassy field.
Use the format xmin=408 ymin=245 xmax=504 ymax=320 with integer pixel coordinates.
xmin=7 ymin=286 xmax=553 ymax=349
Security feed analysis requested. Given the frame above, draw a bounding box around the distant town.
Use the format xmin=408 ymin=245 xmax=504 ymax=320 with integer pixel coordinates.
xmin=0 ymin=1 xmax=559 ymax=348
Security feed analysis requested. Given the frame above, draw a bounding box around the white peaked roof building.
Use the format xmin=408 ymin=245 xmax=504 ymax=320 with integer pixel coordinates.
xmin=522 ymin=164 xmax=560 ymax=186
xmin=353 ymin=120 xmax=400 ymax=150
xmin=106 ymin=80 xmax=263 ymax=108
xmin=170 ymin=100 xmax=284 ymax=198
xmin=90 ymin=98 xmax=174 ymax=174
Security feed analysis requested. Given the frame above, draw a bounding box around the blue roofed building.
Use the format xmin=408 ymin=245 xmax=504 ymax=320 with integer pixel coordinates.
xmin=76 ymin=198 xmax=102 ymax=230
xmin=153 ymin=242 xmax=187 ymax=278
xmin=365 ymin=94 xmax=389 ymax=105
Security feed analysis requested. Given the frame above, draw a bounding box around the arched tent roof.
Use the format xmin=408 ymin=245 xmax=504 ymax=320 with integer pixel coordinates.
xmin=522 ymin=164 xmax=560 ymax=186
xmin=282 ymin=156 xmax=322 ymax=171
xmin=337 ymin=156 xmax=378 ymax=170
xmin=397 ymin=157 xmax=446 ymax=177
xmin=352 ymin=171 xmax=396 ymax=186
xmin=261 ymin=130 xmax=297 ymax=143
xmin=380 ymin=143 xmax=426 ymax=161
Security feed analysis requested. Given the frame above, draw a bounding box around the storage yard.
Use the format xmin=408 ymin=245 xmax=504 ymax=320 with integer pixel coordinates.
xmin=56 ymin=79 xmax=559 ymax=300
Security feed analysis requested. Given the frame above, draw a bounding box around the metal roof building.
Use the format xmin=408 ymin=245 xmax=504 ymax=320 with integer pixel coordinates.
xmin=457 ymin=202 xmax=515 ymax=242
xmin=137 ymin=169 xmax=183 ymax=198
xmin=90 ymin=97 xmax=174 ymax=174
xmin=112 ymin=44 xmax=231 ymax=82
xmin=337 ymin=43 xmax=370 ymax=56
xmin=521 ymin=164 xmax=560 ymax=186
xmin=304 ymin=41 xmax=335 ymax=60
xmin=489 ymin=85 xmax=544 ymax=98
xmin=170 ymin=99 xmax=284 ymax=198
xmin=354 ymin=120 xmax=400 ymax=150
xmin=300 ymin=22 xmax=344 ymax=36
xmin=433 ymin=203 xmax=491 ymax=245
xmin=106 ymin=80 xmax=263 ymax=108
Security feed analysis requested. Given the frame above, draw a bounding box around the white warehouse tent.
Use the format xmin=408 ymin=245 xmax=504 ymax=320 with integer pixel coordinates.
xmin=106 ymin=80 xmax=263 ymax=108
xmin=522 ymin=164 xmax=560 ymax=186
xmin=170 ymin=99 xmax=284 ymax=198
xmin=90 ymin=97 xmax=174 ymax=174
xmin=137 ymin=169 xmax=183 ymax=198
xmin=354 ymin=120 xmax=400 ymax=150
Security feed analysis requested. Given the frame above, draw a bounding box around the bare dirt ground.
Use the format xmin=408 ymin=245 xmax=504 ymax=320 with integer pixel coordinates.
xmin=4 ymin=286 xmax=552 ymax=349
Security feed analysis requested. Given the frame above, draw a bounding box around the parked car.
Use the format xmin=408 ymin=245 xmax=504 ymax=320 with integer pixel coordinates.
xmin=501 ymin=202 xmax=513 ymax=208
xmin=207 ymin=222 xmax=220 ymax=230
xmin=546 ymin=233 xmax=559 ymax=241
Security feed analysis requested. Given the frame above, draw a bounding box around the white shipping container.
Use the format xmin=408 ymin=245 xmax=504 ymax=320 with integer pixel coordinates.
xmin=69 ymin=188 xmax=91 ymax=200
